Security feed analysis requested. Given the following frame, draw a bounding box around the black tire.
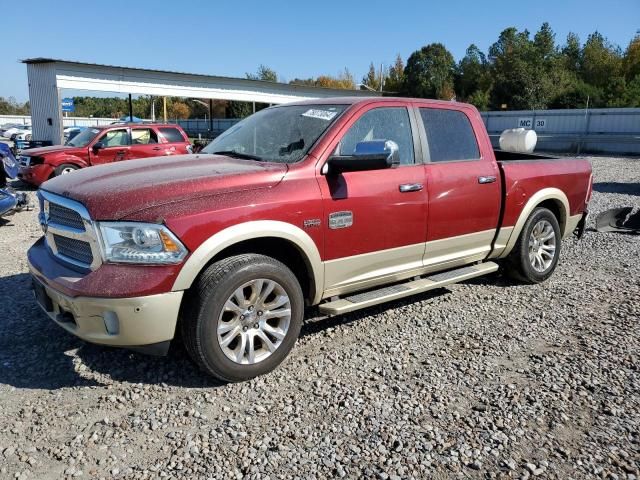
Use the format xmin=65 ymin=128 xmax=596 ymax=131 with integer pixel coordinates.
xmin=505 ymin=207 xmax=561 ymax=283
xmin=54 ymin=163 xmax=79 ymax=177
xmin=181 ymin=254 xmax=304 ymax=382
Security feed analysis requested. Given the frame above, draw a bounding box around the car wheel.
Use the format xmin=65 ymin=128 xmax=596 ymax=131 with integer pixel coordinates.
xmin=54 ymin=164 xmax=79 ymax=176
xmin=505 ymin=207 xmax=561 ymax=283
xmin=181 ymin=254 xmax=304 ymax=382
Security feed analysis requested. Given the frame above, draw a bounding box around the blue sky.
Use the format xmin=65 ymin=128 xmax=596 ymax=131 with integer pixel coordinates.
xmin=2 ymin=0 xmax=639 ymax=101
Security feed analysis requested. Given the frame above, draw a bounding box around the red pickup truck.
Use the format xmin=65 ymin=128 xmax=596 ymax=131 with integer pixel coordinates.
xmin=18 ymin=123 xmax=190 ymax=186
xmin=28 ymin=98 xmax=592 ymax=382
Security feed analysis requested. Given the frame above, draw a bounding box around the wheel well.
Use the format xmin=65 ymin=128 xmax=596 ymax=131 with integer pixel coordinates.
xmin=49 ymin=162 xmax=82 ymax=179
xmin=537 ymin=199 xmax=566 ymax=235
xmin=199 ymin=237 xmax=314 ymax=304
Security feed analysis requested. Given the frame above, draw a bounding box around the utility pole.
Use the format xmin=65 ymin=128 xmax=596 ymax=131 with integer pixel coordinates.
xmin=163 ymin=97 xmax=167 ymax=123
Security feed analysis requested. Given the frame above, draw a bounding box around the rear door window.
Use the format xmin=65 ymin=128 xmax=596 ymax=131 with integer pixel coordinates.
xmin=159 ymin=127 xmax=185 ymax=143
xmin=418 ymin=108 xmax=480 ymax=162
xmin=131 ymin=128 xmax=159 ymax=144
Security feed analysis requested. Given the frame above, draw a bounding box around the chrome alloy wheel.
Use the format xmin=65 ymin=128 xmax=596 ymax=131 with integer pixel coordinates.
xmin=528 ymin=219 xmax=557 ymax=272
xmin=61 ymin=167 xmax=76 ymax=175
xmin=217 ymin=279 xmax=291 ymax=365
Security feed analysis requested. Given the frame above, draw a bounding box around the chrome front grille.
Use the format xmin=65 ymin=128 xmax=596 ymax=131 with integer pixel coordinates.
xmin=48 ymin=203 xmax=85 ymax=230
xmin=39 ymin=191 xmax=101 ymax=271
xmin=53 ymin=234 xmax=94 ymax=265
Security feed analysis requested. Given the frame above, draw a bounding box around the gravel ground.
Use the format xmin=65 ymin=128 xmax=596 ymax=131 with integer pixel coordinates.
xmin=0 ymin=156 xmax=638 ymax=480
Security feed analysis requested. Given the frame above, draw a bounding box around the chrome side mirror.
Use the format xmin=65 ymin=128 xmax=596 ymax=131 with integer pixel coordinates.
xmin=326 ymin=140 xmax=400 ymax=174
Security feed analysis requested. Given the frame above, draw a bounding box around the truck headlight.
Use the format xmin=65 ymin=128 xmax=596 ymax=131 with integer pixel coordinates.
xmin=97 ymin=222 xmax=188 ymax=264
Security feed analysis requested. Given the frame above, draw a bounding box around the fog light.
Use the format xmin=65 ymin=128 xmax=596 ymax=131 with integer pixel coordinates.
xmin=103 ymin=311 xmax=120 ymax=335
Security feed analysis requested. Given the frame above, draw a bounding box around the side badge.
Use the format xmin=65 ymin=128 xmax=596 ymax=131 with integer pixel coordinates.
xmin=303 ymin=219 xmax=321 ymax=228
xmin=328 ymin=211 xmax=353 ymax=229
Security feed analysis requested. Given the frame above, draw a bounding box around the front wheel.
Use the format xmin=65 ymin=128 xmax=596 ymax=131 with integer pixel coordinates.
xmin=181 ymin=254 xmax=304 ymax=382
xmin=54 ymin=164 xmax=79 ymax=177
xmin=505 ymin=207 xmax=561 ymax=283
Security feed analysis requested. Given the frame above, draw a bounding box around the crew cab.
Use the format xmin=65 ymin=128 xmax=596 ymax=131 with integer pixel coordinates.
xmin=18 ymin=123 xmax=190 ymax=186
xmin=27 ymin=98 xmax=592 ymax=382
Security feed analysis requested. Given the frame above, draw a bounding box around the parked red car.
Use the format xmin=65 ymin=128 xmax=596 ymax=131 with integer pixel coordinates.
xmin=18 ymin=123 xmax=191 ymax=186
xmin=28 ymin=98 xmax=591 ymax=382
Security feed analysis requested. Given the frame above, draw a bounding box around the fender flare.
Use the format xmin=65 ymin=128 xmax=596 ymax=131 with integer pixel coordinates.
xmin=48 ymin=156 xmax=88 ymax=171
xmin=172 ymin=220 xmax=324 ymax=304
xmin=498 ymin=188 xmax=570 ymax=259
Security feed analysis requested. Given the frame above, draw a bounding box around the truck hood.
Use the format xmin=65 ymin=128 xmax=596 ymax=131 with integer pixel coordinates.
xmin=42 ymin=154 xmax=288 ymax=220
xmin=21 ymin=145 xmax=83 ymax=157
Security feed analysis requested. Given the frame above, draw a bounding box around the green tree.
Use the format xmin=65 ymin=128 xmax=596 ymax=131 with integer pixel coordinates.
xmin=488 ymin=26 xmax=568 ymax=110
xmin=622 ymin=74 xmax=640 ymax=107
xmin=549 ymin=80 xmax=602 ymax=109
xmin=246 ymin=64 xmax=278 ymax=82
xmin=581 ymin=32 xmax=623 ymax=89
xmin=455 ymin=44 xmax=492 ymax=107
xmin=361 ymin=62 xmax=383 ymax=91
xmin=623 ymin=35 xmax=640 ymax=80
xmin=403 ymin=43 xmax=456 ymax=99
xmin=0 ymin=96 xmax=30 ymax=115
xmin=384 ymin=54 xmax=405 ymax=94
xmin=562 ymin=32 xmax=582 ymax=73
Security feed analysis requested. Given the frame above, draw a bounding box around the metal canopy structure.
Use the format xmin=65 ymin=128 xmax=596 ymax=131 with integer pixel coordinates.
xmin=23 ymin=58 xmax=377 ymax=144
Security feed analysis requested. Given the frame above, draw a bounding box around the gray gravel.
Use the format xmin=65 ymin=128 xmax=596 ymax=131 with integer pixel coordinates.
xmin=0 ymin=156 xmax=638 ymax=479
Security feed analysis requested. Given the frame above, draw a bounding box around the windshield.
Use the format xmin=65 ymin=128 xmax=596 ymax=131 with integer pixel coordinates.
xmin=66 ymin=128 xmax=101 ymax=147
xmin=202 ymin=104 xmax=347 ymax=163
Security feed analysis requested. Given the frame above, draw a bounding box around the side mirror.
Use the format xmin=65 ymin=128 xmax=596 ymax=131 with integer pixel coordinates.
xmin=326 ymin=140 xmax=400 ymax=175
xmin=92 ymin=142 xmax=104 ymax=152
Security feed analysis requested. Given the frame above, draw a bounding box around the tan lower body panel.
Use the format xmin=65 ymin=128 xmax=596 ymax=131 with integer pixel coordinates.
xmin=32 ymin=276 xmax=183 ymax=347
xmin=323 ymin=230 xmax=495 ymax=299
xmin=319 ymin=261 xmax=499 ymax=315
xmin=323 ymin=243 xmax=425 ymax=297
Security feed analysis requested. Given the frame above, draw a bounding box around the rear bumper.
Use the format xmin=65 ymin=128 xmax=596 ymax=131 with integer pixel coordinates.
xmin=30 ymin=273 xmax=183 ymax=354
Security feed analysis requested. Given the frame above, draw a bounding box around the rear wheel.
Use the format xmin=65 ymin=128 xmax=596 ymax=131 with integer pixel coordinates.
xmin=505 ymin=207 xmax=561 ymax=283
xmin=54 ymin=164 xmax=79 ymax=176
xmin=181 ymin=254 xmax=304 ymax=382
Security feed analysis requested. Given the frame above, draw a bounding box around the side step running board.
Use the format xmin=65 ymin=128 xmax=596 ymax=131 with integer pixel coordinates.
xmin=318 ymin=262 xmax=499 ymax=316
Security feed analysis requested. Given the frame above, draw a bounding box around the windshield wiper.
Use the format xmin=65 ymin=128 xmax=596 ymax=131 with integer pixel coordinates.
xmin=210 ymin=150 xmax=264 ymax=161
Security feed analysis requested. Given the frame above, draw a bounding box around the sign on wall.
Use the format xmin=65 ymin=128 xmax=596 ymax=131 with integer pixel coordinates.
xmin=518 ymin=117 xmax=546 ymax=130
xmin=61 ymin=98 xmax=75 ymax=113
xmin=517 ymin=117 xmax=533 ymax=128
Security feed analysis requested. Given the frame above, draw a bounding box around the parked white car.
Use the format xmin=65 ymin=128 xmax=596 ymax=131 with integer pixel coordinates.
xmin=3 ymin=125 xmax=31 ymax=139
xmin=13 ymin=127 xmax=32 ymax=141
xmin=0 ymin=124 xmax=23 ymax=137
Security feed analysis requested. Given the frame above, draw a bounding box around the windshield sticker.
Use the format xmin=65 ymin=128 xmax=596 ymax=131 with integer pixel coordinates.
xmin=301 ymin=109 xmax=338 ymax=121
xmin=91 ymin=129 xmax=100 ymax=134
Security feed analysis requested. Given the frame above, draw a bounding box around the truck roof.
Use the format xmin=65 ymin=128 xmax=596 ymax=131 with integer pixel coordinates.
xmin=281 ymin=96 xmax=472 ymax=108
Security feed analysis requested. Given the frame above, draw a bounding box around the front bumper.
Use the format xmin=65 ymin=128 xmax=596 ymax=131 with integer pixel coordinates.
xmin=18 ymin=164 xmax=53 ymax=185
xmin=30 ymin=273 xmax=183 ymax=355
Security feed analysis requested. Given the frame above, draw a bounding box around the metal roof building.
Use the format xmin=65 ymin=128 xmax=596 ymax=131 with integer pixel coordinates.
xmin=22 ymin=58 xmax=376 ymax=144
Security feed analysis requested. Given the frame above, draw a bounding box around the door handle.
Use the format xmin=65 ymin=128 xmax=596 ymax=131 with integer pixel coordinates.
xmin=478 ymin=176 xmax=497 ymax=184
xmin=399 ymin=183 xmax=424 ymax=192
xmin=152 ymin=147 xmax=162 ymax=151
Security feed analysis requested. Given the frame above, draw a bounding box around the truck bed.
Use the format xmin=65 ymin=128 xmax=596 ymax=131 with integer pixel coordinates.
xmin=494 ymin=149 xmax=558 ymax=161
